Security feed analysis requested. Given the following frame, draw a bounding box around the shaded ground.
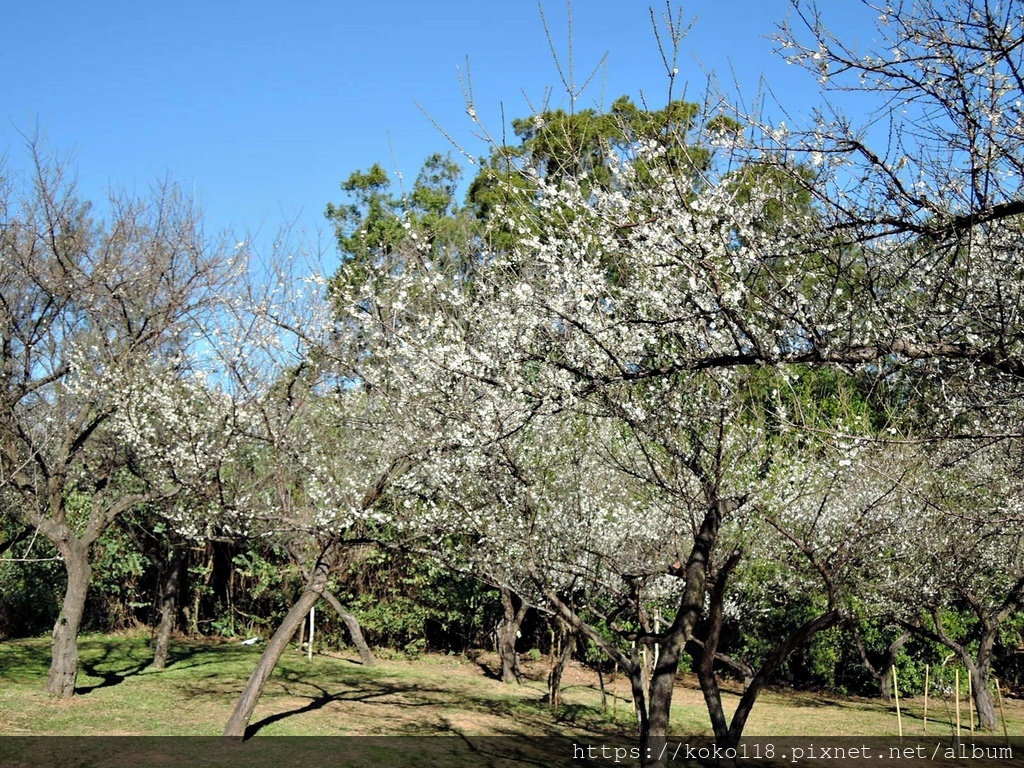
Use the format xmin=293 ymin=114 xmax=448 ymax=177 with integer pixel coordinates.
xmin=0 ymin=633 xmax=1021 ymax=741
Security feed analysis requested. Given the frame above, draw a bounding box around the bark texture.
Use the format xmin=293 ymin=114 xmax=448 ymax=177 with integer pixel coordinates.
xmin=224 ymin=547 xmax=335 ymax=737
xmin=497 ymin=587 xmax=527 ymax=684
xmin=322 ymin=589 xmax=375 ymax=666
xmin=153 ymin=544 xmax=185 ymax=670
xmin=547 ymin=620 xmax=575 ymax=710
xmin=47 ymin=541 xmax=91 ymax=697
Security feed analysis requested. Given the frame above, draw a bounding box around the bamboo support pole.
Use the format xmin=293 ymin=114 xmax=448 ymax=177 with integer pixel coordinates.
xmin=968 ymin=672 xmax=974 ymax=736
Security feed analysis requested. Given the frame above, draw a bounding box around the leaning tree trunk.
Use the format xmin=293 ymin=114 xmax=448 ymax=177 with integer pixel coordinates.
xmin=722 ymin=610 xmax=842 ymax=747
xmin=497 ymin=586 xmax=528 ymax=684
xmin=153 ymin=543 xmax=185 ymax=670
xmin=224 ymin=548 xmax=335 ymax=738
xmin=321 ymin=589 xmax=375 ymax=666
xmin=47 ymin=539 xmax=91 ymax=698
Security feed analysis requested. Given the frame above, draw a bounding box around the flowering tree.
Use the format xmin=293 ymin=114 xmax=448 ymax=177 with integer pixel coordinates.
xmin=0 ymin=147 xmax=235 ymax=696
xmin=217 ymin=245 xmax=459 ymax=737
xmin=757 ymin=0 xmax=1024 ymax=725
xmin=871 ymin=443 xmax=1024 ymax=730
xmin=229 ymin=2 xmax=1024 ymax=754
xmin=321 ymin=124 xmax=837 ymax=761
xmin=727 ymin=0 xmax=1024 ymax=391
xmin=695 ymin=430 xmax=925 ymax=743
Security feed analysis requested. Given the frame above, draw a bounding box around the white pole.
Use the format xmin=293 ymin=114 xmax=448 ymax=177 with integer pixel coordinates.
xmin=308 ymin=606 xmax=315 ymax=660
xmin=653 ymin=612 xmax=661 ymax=669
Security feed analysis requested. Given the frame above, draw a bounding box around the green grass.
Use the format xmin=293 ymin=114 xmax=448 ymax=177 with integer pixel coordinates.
xmin=1 ymin=632 xmax=1021 ymax=741
xmin=0 ymin=633 xmax=631 ymax=739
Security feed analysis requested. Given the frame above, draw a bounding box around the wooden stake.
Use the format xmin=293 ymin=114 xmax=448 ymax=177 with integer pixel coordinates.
xmin=968 ymin=671 xmax=974 ymax=736
xmin=923 ymin=664 xmax=929 ymax=736
xmin=995 ymin=677 xmax=1010 ymax=748
xmin=892 ymin=666 xmax=903 ymax=740
xmin=955 ymin=668 xmax=961 ymax=739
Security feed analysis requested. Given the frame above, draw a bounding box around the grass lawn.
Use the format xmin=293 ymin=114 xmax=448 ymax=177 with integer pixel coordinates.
xmin=0 ymin=633 xmax=1021 ymax=766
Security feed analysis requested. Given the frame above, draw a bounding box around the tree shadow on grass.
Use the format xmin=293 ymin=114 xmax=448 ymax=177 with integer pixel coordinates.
xmin=0 ymin=635 xmax=167 ymax=692
xmin=240 ymin=672 xmax=618 ymax=742
xmin=156 ymin=642 xmax=263 ymax=673
xmin=76 ymin=643 xmax=151 ymax=695
xmin=244 ymin=679 xmax=446 ymax=738
xmin=0 ymin=640 xmax=54 ymax=682
xmin=75 ymin=635 xmax=210 ymax=693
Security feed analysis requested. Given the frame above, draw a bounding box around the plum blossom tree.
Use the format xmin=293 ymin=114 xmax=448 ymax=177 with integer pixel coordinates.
xmin=323 ymin=135 xmax=837 ymax=762
xmin=312 ymin=2 xmax=1024 ymax=756
xmin=874 ymin=442 xmax=1024 ymax=730
xmin=755 ymin=0 xmax=1024 ymax=726
xmin=729 ymin=0 xmax=1024 ymax=395
xmin=217 ymin=244 xmax=461 ymax=737
xmin=0 ymin=147 xmax=236 ymax=697
xmin=693 ymin=433 xmax=924 ymax=744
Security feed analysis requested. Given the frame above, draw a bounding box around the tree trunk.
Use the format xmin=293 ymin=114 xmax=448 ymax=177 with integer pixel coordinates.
xmin=723 ymin=610 xmax=842 ymax=747
xmin=321 ymin=589 xmax=375 ymax=666
xmin=876 ymin=629 xmax=912 ymax=702
xmin=965 ymin=655 xmax=998 ymax=730
xmin=687 ymin=638 xmax=755 ymax=691
xmin=523 ymin=494 xmax=740 ymax=768
xmin=153 ymin=544 xmax=185 ymax=670
xmin=224 ymin=547 xmax=335 ymax=738
xmin=189 ymin=544 xmax=215 ymax=636
xmin=47 ymin=540 xmax=91 ymax=698
xmin=969 ymin=622 xmax=1000 ymax=730
xmin=497 ymin=587 xmax=527 ymax=684
xmin=547 ymin=620 xmax=575 ymax=710
xmin=693 ymin=550 xmax=743 ymax=742
xmin=913 ymin=609 xmax=1000 ymax=730
xmin=641 ymin=499 xmax=734 ymax=766
xmin=850 ymin=620 xmax=912 ymax=701
xmin=626 ymin=662 xmax=650 ymax=745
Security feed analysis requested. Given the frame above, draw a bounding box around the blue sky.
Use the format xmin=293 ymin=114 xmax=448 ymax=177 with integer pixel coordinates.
xmin=2 ymin=1 xmax=880 ymax=257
